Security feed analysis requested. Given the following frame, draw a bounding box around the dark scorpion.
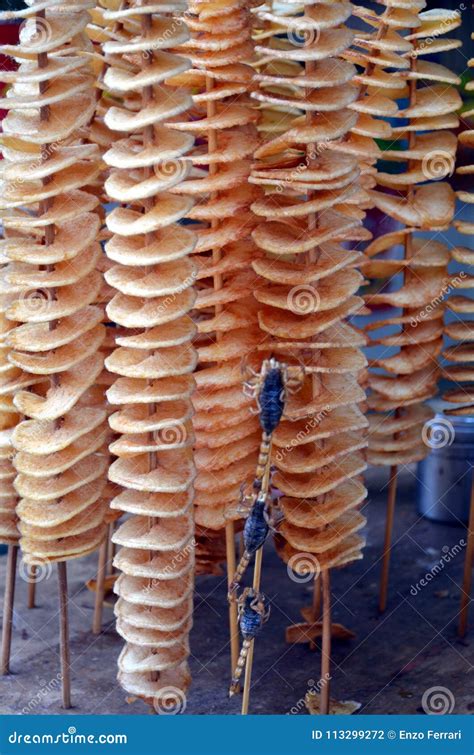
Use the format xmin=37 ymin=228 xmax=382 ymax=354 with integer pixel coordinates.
xmin=228 ymin=358 xmax=304 ymax=600
xmin=229 ymin=588 xmax=270 ymax=697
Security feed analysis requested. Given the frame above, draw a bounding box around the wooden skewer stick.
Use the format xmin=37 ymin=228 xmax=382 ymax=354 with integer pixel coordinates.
xmin=27 ymin=566 xmax=37 ymax=609
xmin=1 ymin=544 xmax=18 ymax=675
xmin=459 ymin=471 xmax=474 ymax=638
xmin=106 ymin=523 xmax=115 ymax=578
xmin=241 ymin=547 xmax=263 ymax=716
xmin=57 ymin=561 xmax=71 ymax=709
xmin=309 ymin=575 xmax=321 ymax=651
xmin=378 ymin=53 xmax=417 ymax=614
xmin=226 ymin=523 xmax=240 ymax=686
xmin=92 ymin=533 xmax=109 ymax=635
xmin=203 ymin=71 xmax=240 ymax=682
xmin=320 ymin=569 xmax=331 ymax=714
xmin=312 ymin=575 xmax=321 ymax=617
xmin=34 ymin=6 xmax=73 ymax=708
xmin=241 ymin=448 xmax=272 ymax=715
xmin=378 ymin=465 xmax=398 ymax=613
xmin=139 ymin=11 xmax=162 ymax=690
xmin=356 ymin=2 xmax=399 ymax=614
xmin=302 ymin=7 xmax=334 ymax=704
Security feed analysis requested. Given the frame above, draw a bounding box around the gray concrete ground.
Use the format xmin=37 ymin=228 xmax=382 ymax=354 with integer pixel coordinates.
xmin=0 ymin=466 xmax=473 ymax=715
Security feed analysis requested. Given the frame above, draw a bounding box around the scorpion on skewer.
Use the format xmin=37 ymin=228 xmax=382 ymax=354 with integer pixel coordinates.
xmin=229 ymin=587 xmax=271 ymax=697
xmin=228 ymin=358 xmax=304 ymax=599
xmin=228 ymin=489 xmax=273 ymax=599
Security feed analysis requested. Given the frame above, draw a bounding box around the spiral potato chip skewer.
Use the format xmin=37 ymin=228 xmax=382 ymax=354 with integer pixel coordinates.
xmin=362 ymin=6 xmax=460 ymax=465
xmin=0 ymin=0 xmax=111 ymax=703
xmin=101 ymin=0 xmax=197 ymax=710
xmin=0 ymin=0 xmax=109 ymax=566
xmin=360 ymin=7 xmax=460 ymax=611
xmin=170 ymin=0 xmax=263 ymax=688
xmin=444 ymin=38 xmax=474 ymax=638
xmin=0 ymin=311 xmax=19 ymax=550
xmin=84 ymin=5 xmax=125 ymax=635
xmin=250 ymin=0 xmax=369 ymax=713
xmin=172 ymin=0 xmax=262 ymax=537
xmin=444 ymin=67 xmax=474 ymax=417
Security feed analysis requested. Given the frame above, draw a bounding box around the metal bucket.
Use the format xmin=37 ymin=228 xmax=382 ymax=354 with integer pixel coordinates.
xmin=417 ymin=414 xmax=474 ymax=525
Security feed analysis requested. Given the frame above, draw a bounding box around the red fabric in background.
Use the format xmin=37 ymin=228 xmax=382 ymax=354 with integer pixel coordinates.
xmin=0 ymin=21 xmax=19 ymax=128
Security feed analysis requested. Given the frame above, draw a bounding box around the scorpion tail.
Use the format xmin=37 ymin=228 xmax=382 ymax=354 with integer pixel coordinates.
xmin=229 ymin=638 xmax=252 ymax=697
xmin=227 ymin=551 xmax=251 ymax=601
xmin=255 ymin=432 xmax=271 ymax=483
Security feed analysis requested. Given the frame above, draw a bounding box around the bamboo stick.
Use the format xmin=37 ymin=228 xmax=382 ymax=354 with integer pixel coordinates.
xmin=378 ymin=465 xmax=398 ymax=613
xmin=27 ymin=566 xmax=37 ymax=610
xmin=459 ymin=472 xmax=474 ymax=637
xmin=57 ymin=562 xmax=71 ymax=709
xmin=1 ymin=545 xmax=18 ymax=675
xmin=240 ymin=446 xmax=272 ymax=715
xmin=226 ymin=523 xmax=240 ymax=687
xmin=92 ymin=534 xmax=108 ymax=635
xmin=320 ymin=569 xmax=331 ymax=714
xmin=241 ymin=547 xmax=263 ymax=716
xmin=378 ymin=59 xmax=417 ymax=614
